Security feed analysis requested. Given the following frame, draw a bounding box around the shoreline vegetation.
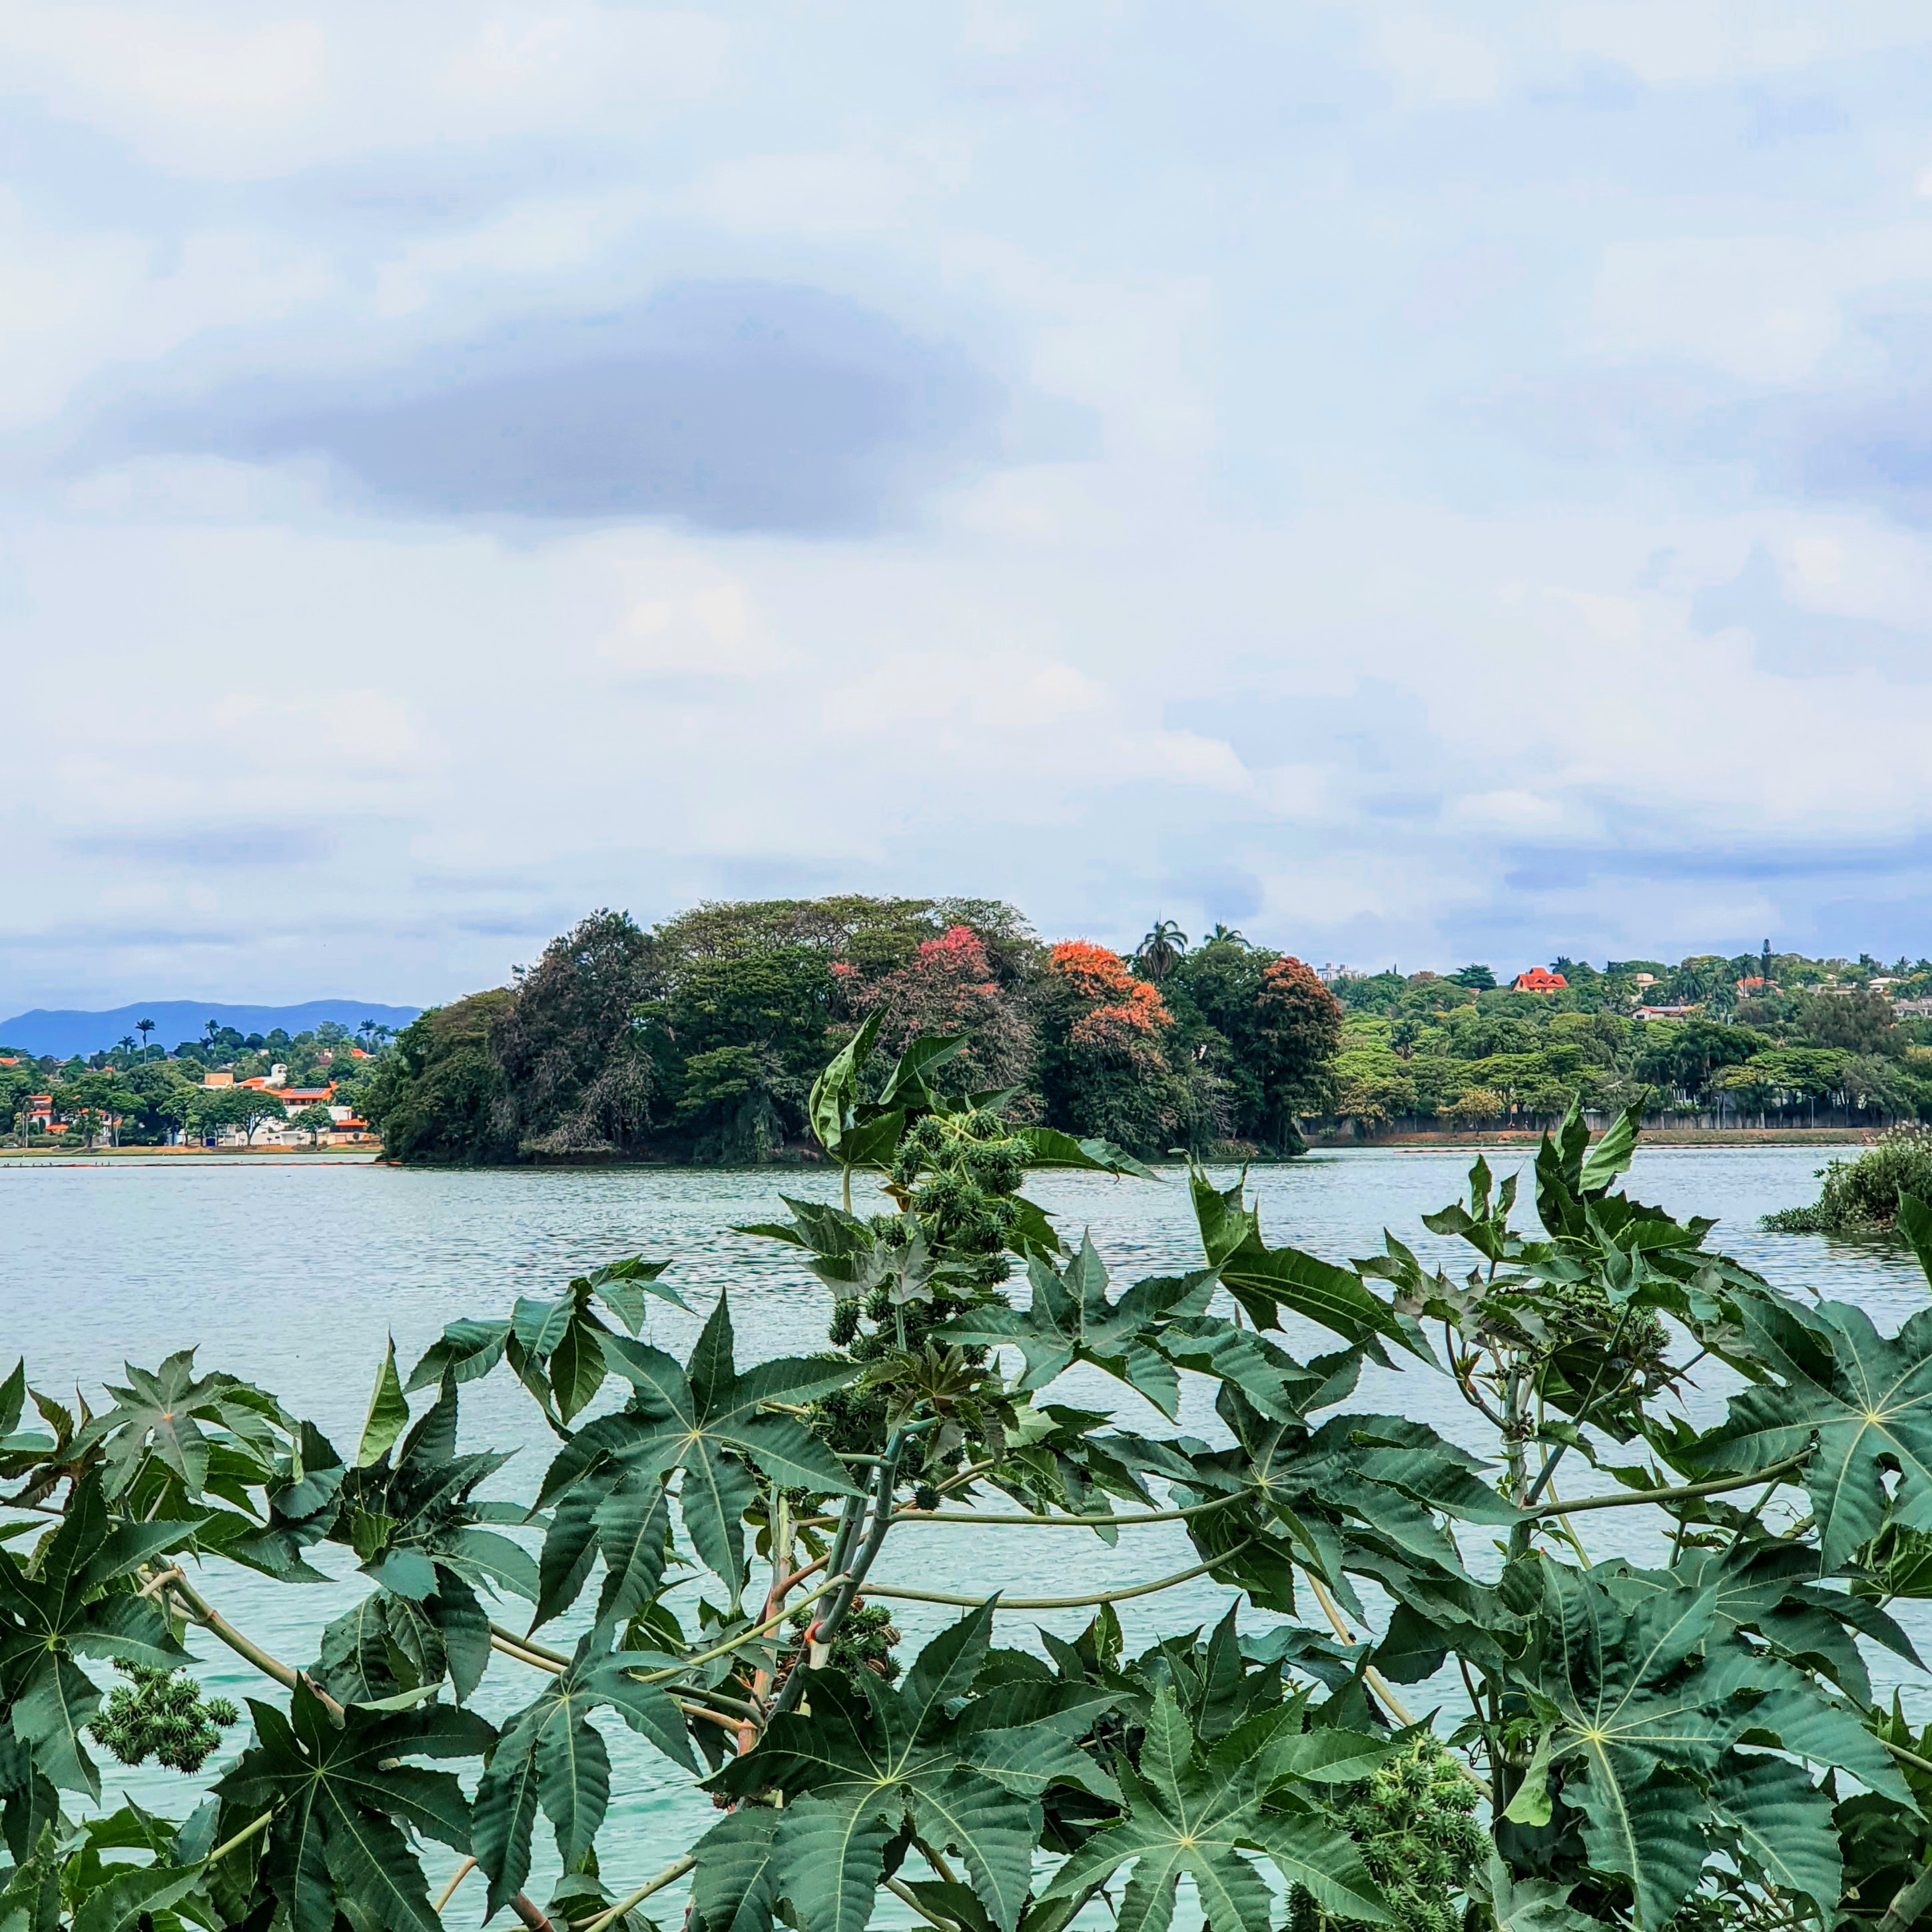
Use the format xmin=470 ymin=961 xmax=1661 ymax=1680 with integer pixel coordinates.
xmin=0 ymin=1124 xmax=1884 ymax=1164
xmin=356 ymin=894 xmax=1932 ymax=1169
xmin=1764 ymin=1124 xmax=1932 ymax=1237
xmin=8 ymin=1028 xmax=1932 ymax=1932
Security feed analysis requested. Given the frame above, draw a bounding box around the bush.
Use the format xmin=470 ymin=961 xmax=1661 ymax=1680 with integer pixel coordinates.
xmin=1764 ymin=1122 xmax=1932 ymax=1233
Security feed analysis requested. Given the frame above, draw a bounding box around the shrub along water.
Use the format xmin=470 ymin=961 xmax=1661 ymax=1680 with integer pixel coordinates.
xmin=3 ymin=1032 xmax=1932 ymax=1932
xmin=1766 ymin=1125 xmax=1932 ymax=1235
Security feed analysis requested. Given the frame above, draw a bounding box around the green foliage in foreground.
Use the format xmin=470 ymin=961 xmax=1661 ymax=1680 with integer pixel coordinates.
xmin=10 ymin=1033 xmax=1932 ymax=1932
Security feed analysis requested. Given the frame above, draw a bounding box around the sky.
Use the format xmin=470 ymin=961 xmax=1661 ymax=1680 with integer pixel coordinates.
xmin=10 ymin=3 xmax=1932 ymax=1008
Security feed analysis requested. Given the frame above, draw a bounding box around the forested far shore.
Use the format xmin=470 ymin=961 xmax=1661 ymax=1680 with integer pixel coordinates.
xmin=358 ymin=896 xmax=1932 ymax=1165
xmin=0 ymin=1017 xmax=390 ymax=1148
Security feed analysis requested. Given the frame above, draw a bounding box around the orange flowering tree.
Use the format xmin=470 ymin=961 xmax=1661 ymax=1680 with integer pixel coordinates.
xmin=1034 ymin=940 xmax=1215 ymax=1153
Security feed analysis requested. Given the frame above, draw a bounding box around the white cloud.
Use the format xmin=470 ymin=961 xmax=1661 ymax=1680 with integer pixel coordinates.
xmin=13 ymin=3 xmax=1932 ymax=1000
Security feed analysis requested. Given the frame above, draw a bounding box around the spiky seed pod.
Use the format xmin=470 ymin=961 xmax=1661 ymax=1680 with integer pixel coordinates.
xmin=1328 ymin=1734 xmax=1484 ymax=1932
xmin=88 ymin=1663 xmax=240 ymax=1774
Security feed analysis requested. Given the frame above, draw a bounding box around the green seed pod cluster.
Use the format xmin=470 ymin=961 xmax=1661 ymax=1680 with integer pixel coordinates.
xmin=884 ymin=1112 xmax=1026 ymax=1292
xmin=788 ymin=1600 xmax=902 ymax=1682
xmin=1339 ymin=1734 xmax=1484 ymax=1932
xmin=1538 ymin=1275 xmax=1670 ymax=1384
xmin=88 ymin=1663 xmax=240 ymax=1774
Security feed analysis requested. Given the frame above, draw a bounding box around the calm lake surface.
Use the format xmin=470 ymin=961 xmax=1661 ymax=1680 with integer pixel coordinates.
xmin=5 ymin=1145 xmax=1923 ymax=1917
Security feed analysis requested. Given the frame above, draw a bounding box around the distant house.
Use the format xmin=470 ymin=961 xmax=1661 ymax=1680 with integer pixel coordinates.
xmin=201 ymin=1071 xmax=234 ymax=1089
xmin=1736 ymin=976 xmax=1769 ymax=995
xmin=1895 ymin=997 xmax=1932 ymax=1018
xmin=278 ymin=1086 xmax=336 ymax=1116
xmin=1635 ymin=1004 xmax=1699 ymax=1020
xmin=1512 ymin=967 xmax=1568 ymax=993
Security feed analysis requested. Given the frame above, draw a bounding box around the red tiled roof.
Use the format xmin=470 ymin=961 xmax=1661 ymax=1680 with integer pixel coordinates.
xmin=1513 ymin=967 xmax=1568 ymax=992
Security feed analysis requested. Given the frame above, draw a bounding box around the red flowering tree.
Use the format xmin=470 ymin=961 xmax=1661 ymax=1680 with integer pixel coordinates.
xmin=843 ymin=924 xmax=1036 ymax=1097
xmin=1252 ymin=955 xmax=1342 ymax=1148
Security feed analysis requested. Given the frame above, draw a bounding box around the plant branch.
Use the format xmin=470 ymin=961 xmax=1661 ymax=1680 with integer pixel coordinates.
xmin=863 ymin=1541 xmax=1253 ymax=1610
xmin=487 ymin=1630 xmax=769 ymax=1730
xmin=511 ymin=1893 xmax=559 ymax=1932
xmin=1520 ymin=1450 xmax=1810 ymax=1518
xmin=492 ymin=1621 xmax=570 ymax=1666
xmin=633 ymin=1574 xmax=847 ymax=1685
xmin=884 ymin=1875 xmax=964 ymax=1932
xmin=889 ymin=1491 xmax=1244 ymax=1529
xmin=149 ymin=1565 xmax=346 ymax=1722
xmin=1881 ymin=1736 xmax=1932 ymax=1781
xmin=207 ymin=1809 xmax=275 ymax=1866
xmin=1305 ymin=1574 xmax=1492 ymax=1798
xmin=1879 ymin=1859 xmax=1932 ymax=1932
xmin=433 ymin=1858 xmax=478 ymax=1913
xmin=575 ymin=1855 xmax=697 ymax=1932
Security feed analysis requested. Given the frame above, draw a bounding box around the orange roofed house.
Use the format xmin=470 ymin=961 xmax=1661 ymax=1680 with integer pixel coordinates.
xmin=1512 ymin=966 xmax=1568 ymax=993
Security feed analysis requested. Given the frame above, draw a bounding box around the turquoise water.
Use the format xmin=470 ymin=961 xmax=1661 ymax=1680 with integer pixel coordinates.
xmin=3 ymin=1146 xmax=1923 ymax=1918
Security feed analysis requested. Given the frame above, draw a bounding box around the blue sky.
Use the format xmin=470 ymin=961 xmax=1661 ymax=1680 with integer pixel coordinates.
xmin=9 ymin=3 xmax=1932 ymax=1006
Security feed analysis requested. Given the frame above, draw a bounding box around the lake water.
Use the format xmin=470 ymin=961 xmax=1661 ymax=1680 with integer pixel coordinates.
xmin=4 ymin=1145 xmax=1923 ymax=1920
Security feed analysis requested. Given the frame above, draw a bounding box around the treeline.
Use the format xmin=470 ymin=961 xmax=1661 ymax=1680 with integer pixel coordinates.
xmin=1 ymin=1021 xmax=386 ymax=1147
xmin=1331 ymin=956 xmax=1932 ymax=1129
xmin=364 ymin=898 xmax=1341 ymax=1164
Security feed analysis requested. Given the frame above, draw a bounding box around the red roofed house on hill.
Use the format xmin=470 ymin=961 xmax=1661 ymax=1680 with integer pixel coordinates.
xmin=1512 ymin=966 xmax=1568 ymax=993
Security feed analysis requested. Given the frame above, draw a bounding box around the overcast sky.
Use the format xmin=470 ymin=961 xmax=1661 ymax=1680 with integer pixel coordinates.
xmin=10 ymin=3 xmax=1932 ymax=1008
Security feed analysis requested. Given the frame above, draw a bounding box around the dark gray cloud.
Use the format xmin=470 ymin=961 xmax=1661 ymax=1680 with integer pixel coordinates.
xmin=94 ymin=282 xmax=1005 ymax=534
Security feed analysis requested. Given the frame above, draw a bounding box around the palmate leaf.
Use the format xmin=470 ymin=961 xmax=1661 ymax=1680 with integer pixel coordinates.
xmin=405 ymin=1257 xmax=683 ymax=1422
xmin=1605 ymin=1540 xmax=1920 ymax=1706
xmin=321 ymin=1379 xmax=533 ymax=1707
xmin=1508 ymin=1563 xmax=1839 ymax=1929
xmin=1040 ymin=1686 xmax=1389 ymax=1932
xmin=940 ymin=1239 xmax=1215 ymax=1419
xmin=1187 ymin=1175 xmax=1405 ymax=1349
xmin=77 ymin=1350 xmax=286 ymax=1500
xmin=534 ymin=1293 xmax=859 ymax=1602
xmin=710 ymin=1604 xmax=1108 ymax=1932
xmin=1684 ymin=1297 xmax=1932 ymax=1568
xmin=0 ymin=1472 xmax=197 ymax=1797
xmin=356 ymin=1337 xmax=410 ymax=1468
xmin=1710 ymin=1753 xmax=1841 ymax=1913
xmin=808 ymin=1012 xmax=882 ymax=1157
xmin=69 ymin=1859 xmax=204 ymax=1932
xmin=214 ymin=1684 xmax=491 ymax=1932
xmin=1010 ymin=1126 xmax=1157 ymax=1182
xmin=316 ymin=1578 xmax=492 ymax=1706
xmin=690 ymin=1806 xmax=783 ymax=1932
xmin=472 ymin=1634 xmax=693 ymax=1917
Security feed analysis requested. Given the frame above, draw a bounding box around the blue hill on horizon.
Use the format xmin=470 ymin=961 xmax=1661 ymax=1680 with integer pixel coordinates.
xmin=0 ymin=1000 xmax=424 ymax=1059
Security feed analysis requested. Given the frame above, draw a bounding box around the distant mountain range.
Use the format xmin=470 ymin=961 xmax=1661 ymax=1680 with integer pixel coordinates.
xmin=0 ymin=1000 xmax=423 ymax=1059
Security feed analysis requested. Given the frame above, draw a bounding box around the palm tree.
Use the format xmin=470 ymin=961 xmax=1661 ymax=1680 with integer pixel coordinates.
xmin=358 ymin=1019 xmax=377 ymax=1049
xmin=117 ymin=1036 xmax=137 ymax=1063
xmin=137 ymin=1018 xmax=155 ymax=1056
xmin=1134 ymin=918 xmax=1189 ymax=983
xmin=1206 ymin=923 xmax=1247 ymax=946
